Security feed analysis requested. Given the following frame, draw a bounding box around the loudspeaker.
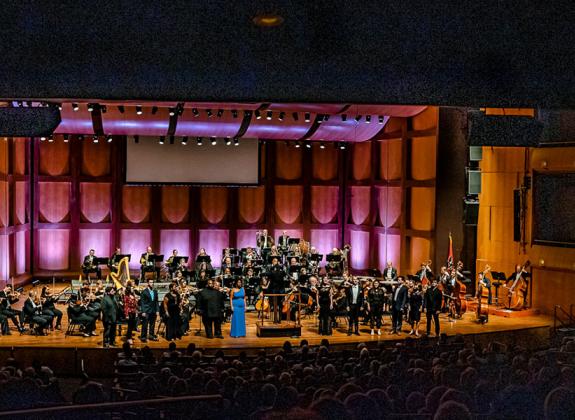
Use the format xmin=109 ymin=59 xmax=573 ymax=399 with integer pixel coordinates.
xmin=467 ymin=169 xmax=481 ymax=195
xmin=467 ymin=110 xmax=543 ymax=147
xmin=0 ymin=107 xmax=61 ymax=137
xmin=463 ymin=199 xmax=479 ymax=225
xmin=513 ymin=189 xmax=521 ymax=242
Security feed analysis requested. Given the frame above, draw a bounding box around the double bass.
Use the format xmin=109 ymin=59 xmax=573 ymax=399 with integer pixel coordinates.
xmin=476 ymin=264 xmax=490 ymax=322
xmin=505 ymin=260 xmax=530 ymax=310
xmin=452 ymin=261 xmax=467 ymax=317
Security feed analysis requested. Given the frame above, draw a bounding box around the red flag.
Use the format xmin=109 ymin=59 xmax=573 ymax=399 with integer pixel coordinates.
xmin=447 ymin=232 xmax=454 ymax=268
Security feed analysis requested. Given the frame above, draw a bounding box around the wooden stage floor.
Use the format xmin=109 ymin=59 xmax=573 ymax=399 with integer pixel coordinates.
xmin=0 ymin=304 xmax=553 ymax=351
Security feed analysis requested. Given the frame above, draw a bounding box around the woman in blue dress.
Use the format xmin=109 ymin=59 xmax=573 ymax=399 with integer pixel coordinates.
xmin=230 ymin=278 xmax=246 ymax=338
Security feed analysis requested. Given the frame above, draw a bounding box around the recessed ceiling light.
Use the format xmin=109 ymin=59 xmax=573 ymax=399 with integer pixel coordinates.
xmin=253 ymin=14 xmax=284 ymax=27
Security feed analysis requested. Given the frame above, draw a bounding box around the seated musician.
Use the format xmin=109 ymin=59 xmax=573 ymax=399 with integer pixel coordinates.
xmin=326 ymin=248 xmax=343 ymax=277
xmin=257 ymin=229 xmax=274 ymax=249
xmin=415 ymin=262 xmax=433 ymax=282
xmin=478 ymin=271 xmax=492 ymax=304
xmin=166 ymin=249 xmax=183 ymax=277
xmin=0 ymin=284 xmax=25 ymax=333
xmin=68 ymin=295 xmax=97 ymax=337
xmin=108 ymin=247 xmax=122 ymax=274
xmin=196 ymin=269 xmax=209 ymax=288
xmin=195 ymin=248 xmax=214 ymax=272
xmin=277 ymin=230 xmax=290 ymax=250
xmin=140 ymin=245 xmax=160 ymax=281
xmin=23 ymin=291 xmax=51 ymax=335
xmin=269 ymin=245 xmax=280 ymax=257
xmin=383 ymin=261 xmax=398 ymax=282
xmin=79 ymin=287 xmax=101 ymax=317
xmin=82 ymin=249 xmax=102 ymax=280
xmin=40 ymin=286 xmax=63 ymax=330
xmin=245 ymin=246 xmax=258 ymax=261
xmin=243 ymin=259 xmax=255 ymax=275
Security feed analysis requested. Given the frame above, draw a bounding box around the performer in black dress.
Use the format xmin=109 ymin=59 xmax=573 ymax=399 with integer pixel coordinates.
xmin=163 ymin=283 xmax=182 ymax=341
xmin=317 ymin=277 xmax=333 ymax=336
xmin=408 ymin=283 xmax=423 ymax=337
xmin=367 ymin=279 xmax=386 ymax=336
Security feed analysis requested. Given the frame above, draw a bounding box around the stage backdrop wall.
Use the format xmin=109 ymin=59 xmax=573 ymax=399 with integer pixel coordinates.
xmin=5 ymin=108 xmax=438 ymax=280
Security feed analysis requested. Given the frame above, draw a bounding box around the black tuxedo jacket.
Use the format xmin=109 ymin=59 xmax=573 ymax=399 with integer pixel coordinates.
xmin=383 ymin=267 xmax=398 ymax=280
xmin=391 ymin=285 xmax=407 ymax=311
xmin=424 ymin=287 xmax=443 ymax=312
xmin=345 ymin=285 xmax=364 ymax=307
xmin=140 ymin=287 xmax=159 ymax=314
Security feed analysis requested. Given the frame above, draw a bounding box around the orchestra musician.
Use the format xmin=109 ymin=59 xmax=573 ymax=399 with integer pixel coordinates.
xmin=23 ymin=291 xmax=51 ymax=335
xmin=327 ymin=248 xmax=343 ymax=277
xmin=257 ymin=229 xmax=274 ymax=249
xmin=416 ymin=261 xmax=433 ymax=282
xmin=424 ymin=278 xmax=443 ymax=337
xmin=82 ymin=249 xmax=102 ymax=280
xmin=345 ymin=276 xmax=363 ymax=336
xmin=108 ymin=247 xmax=122 ymax=274
xmin=40 ymin=286 xmax=63 ymax=330
xmin=390 ymin=276 xmax=408 ymax=335
xmin=341 ymin=244 xmax=351 ymax=274
xmin=506 ymin=263 xmax=529 ymax=309
xmin=123 ymin=285 xmax=138 ymax=344
xmin=163 ymin=282 xmax=182 ymax=341
xmin=195 ymin=248 xmax=213 ymax=272
xmin=68 ymin=295 xmax=97 ymax=337
xmin=0 ymin=284 xmax=25 ymax=333
xmin=408 ymin=283 xmax=424 ymax=337
xmin=166 ymin=249 xmax=184 ymax=278
xmin=478 ymin=270 xmax=492 ymax=304
xmin=139 ymin=278 xmax=160 ymax=342
xmin=197 ymin=278 xmax=225 ymax=339
xmin=383 ymin=261 xmax=398 ymax=282
xmin=140 ymin=246 xmax=160 ymax=281
xmin=267 ymin=256 xmax=286 ymax=323
xmin=367 ymin=279 xmax=386 ymax=336
xmin=439 ymin=266 xmax=454 ymax=312
xmin=101 ymin=286 xmax=119 ymax=348
xmin=277 ymin=231 xmax=290 ymax=250
xmin=244 ymin=246 xmax=258 ymax=262
xmin=317 ymin=276 xmax=333 ymax=336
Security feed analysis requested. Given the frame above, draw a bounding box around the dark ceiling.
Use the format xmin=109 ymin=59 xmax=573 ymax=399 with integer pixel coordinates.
xmin=1 ymin=1 xmax=574 ymax=108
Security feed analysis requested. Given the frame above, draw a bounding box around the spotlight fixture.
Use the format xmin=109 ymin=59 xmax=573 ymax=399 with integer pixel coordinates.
xmin=106 ymin=134 xmax=113 ymax=143
xmin=305 ymin=141 xmax=312 ymax=149
xmin=317 ymin=114 xmax=323 ymax=124
xmin=217 ymin=109 xmax=224 ymax=118
xmin=151 ymin=106 xmax=158 ymax=115
xmin=225 ymin=137 xmax=232 ymax=146
xmin=177 ymin=104 xmax=184 ymax=116
xmin=378 ymin=115 xmax=384 ymax=124
xmin=292 ymin=112 xmax=299 ymax=121
xmin=48 ymin=135 xmax=54 ymax=143
xmin=192 ymin=108 xmax=199 ymax=117
xmin=233 ymin=137 xmax=239 ymax=146
xmin=295 ymin=142 xmax=301 ymax=148
xmin=196 ymin=137 xmax=203 ymax=146
xmin=92 ymin=135 xmax=99 ymax=143
xmin=304 ymin=112 xmax=311 ymax=122
xmin=323 ymin=115 xmax=330 ymax=122
xmin=72 ymin=103 xmax=79 ymax=112
xmin=159 ymin=136 xmax=165 ymax=145
xmin=63 ymin=134 xmax=69 ymax=143
xmin=87 ymin=103 xmax=95 ymax=112
xmin=136 ymin=105 xmax=143 ymax=115
xmin=40 ymin=136 xmax=46 ymax=141
xmin=169 ymin=108 xmax=176 ymax=117
xmin=255 ymin=110 xmax=262 ymax=120
xmin=211 ymin=137 xmax=217 ymax=146
xmin=206 ymin=109 xmax=213 ymax=118
xmin=253 ymin=13 xmax=284 ymax=27
xmin=134 ymin=135 xmax=139 ymax=144
xmin=278 ymin=111 xmax=285 ymax=121
xmin=118 ymin=105 xmax=125 ymax=113
xmin=266 ymin=111 xmax=272 ymax=120
xmin=169 ymin=135 xmax=175 ymax=145
xmin=181 ymin=136 xmax=188 ymax=145
xmin=78 ymin=135 xmax=84 ymax=141
xmin=365 ymin=115 xmax=371 ymax=124
xmin=339 ymin=142 xmax=347 ymax=150
xmin=57 ymin=104 xmax=63 ymax=111
xmin=320 ymin=142 xmax=326 ymax=149
xmin=232 ymin=109 xmax=238 ymax=118
xmin=341 ymin=114 xmax=347 ymax=122
xmin=355 ymin=115 xmax=362 ymax=122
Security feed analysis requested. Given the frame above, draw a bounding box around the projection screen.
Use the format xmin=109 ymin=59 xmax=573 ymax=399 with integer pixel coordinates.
xmin=126 ymin=136 xmax=260 ymax=184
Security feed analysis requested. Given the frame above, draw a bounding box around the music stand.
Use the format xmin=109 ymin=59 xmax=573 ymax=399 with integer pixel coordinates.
xmin=289 ymin=265 xmax=302 ymax=274
xmin=231 ymin=267 xmax=243 ymax=277
xmin=222 ymin=275 xmax=236 ymax=289
xmin=326 ymin=254 xmax=341 ymax=263
xmin=298 ymin=274 xmax=310 ymax=285
xmin=310 ymin=253 xmax=323 ymax=262
xmin=173 ymin=256 xmax=189 ymax=265
xmin=196 ymin=255 xmax=211 ymax=264
xmin=115 ymin=254 xmax=131 ymax=262
xmin=266 ymin=254 xmax=280 ymax=265
xmin=288 ymin=238 xmax=300 ymax=245
xmin=95 ymin=257 xmax=109 ymax=266
xmin=490 ymin=271 xmax=507 ymax=307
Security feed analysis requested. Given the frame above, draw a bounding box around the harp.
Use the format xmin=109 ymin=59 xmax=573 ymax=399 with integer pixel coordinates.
xmin=107 ymin=257 xmax=130 ymax=290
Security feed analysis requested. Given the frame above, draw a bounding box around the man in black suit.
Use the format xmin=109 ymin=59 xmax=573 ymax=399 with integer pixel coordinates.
xmin=82 ymin=249 xmax=102 ymax=280
xmin=139 ymin=278 xmax=159 ymax=342
xmin=390 ymin=276 xmax=407 ymax=334
xmin=277 ymin=230 xmax=289 ymax=250
xmin=345 ymin=276 xmax=364 ymax=336
xmin=382 ymin=261 xmax=398 ymax=282
xmin=257 ymin=229 xmax=274 ymax=250
xmin=267 ymin=257 xmax=286 ymax=323
xmin=424 ymin=279 xmax=443 ymax=337
xmin=0 ymin=285 xmax=25 ymax=333
xmin=197 ymin=279 xmax=224 ymax=339
xmin=101 ymin=286 xmax=119 ymax=348
xmin=23 ymin=291 xmax=51 ymax=335
xmin=68 ymin=296 xmax=97 ymax=337
xmin=140 ymin=246 xmax=160 ymax=281
xmin=415 ymin=262 xmax=433 ymax=283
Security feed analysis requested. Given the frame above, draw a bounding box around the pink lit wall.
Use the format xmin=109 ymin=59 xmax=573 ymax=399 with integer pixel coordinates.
xmin=15 ymin=231 xmax=27 ymax=275
xmin=199 ymin=229 xmax=229 ymax=267
xmin=79 ymin=229 xmax=111 ymax=263
xmin=310 ymin=229 xmax=339 ymax=257
xmin=121 ymin=229 xmax=152 ymax=270
xmin=349 ymin=229 xmax=370 ymax=270
xmin=236 ymin=229 xmax=259 ymax=249
xmin=38 ymin=229 xmax=70 ymax=270
xmin=160 ymin=230 xmax=191 ymax=260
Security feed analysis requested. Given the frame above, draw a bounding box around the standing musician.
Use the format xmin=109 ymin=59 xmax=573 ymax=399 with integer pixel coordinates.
xmin=197 ymin=278 xmax=225 ymax=339
xmin=383 ymin=261 xmax=398 ymax=282
xmin=478 ymin=269 xmax=492 ymax=305
xmin=345 ymin=276 xmax=363 ymax=336
xmin=408 ymin=283 xmax=424 ymax=336
xmin=506 ymin=263 xmax=530 ymax=309
xmin=123 ymin=285 xmax=138 ymax=343
xmin=439 ymin=266 xmax=454 ymax=313
xmin=341 ymin=244 xmax=351 ymax=274
xmin=40 ymin=286 xmax=63 ymax=330
xmin=0 ymin=284 xmax=25 ymax=333
xmin=416 ymin=261 xmax=434 ymax=283
xmin=178 ymin=278 xmax=194 ymax=336
xmin=424 ymin=278 xmax=443 ymax=337
xmin=68 ymin=295 xmax=97 ymax=337
xmin=257 ymin=229 xmax=274 ymax=250
xmin=367 ymin=279 xmax=386 ymax=336
xmin=108 ymin=247 xmax=122 ymax=274
xmin=101 ymin=286 xmax=119 ymax=348
xmin=82 ymin=249 xmax=102 ymax=280
xmin=140 ymin=246 xmax=160 ymax=281
xmin=139 ymin=278 xmax=159 ymax=343
xmin=23 ymin=291 xmax=51 ymax=335
xmin=317 ymin=277 xmax=333 ymax=336
xmin=390 ymin=276 xmax=408 ymax=334
xmin=327 ymin=248 xmax=343 ymax=277
xmin=163 ymin=283 xmax=182 ymax=341
xmin=277 ymin=231 xmax=290 ymax=251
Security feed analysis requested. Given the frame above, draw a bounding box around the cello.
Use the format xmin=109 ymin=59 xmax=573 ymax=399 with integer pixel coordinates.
xmin=476 ymin=264 xmax=490 ymax=323
xmin=505 ymin=260 xmax=530 ymax=310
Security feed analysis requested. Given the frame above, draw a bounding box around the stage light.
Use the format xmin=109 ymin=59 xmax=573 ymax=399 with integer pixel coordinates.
xmin=181 ymin=136 xmax=188 ymax=145
xmin=107 ymin=134 xmax=113 ymax=143
xmin=255 ymin=110 xmax=262 ymax=120
xmin=317 ymin=114 xmax=323 ymax=124
xmin=225 ymin=137 xmax=232 ymax=146
xmin=87 ymin=103 xmax=95 ymax=112
xmin=378 ymin=115 xmax=384 ymax=124
xmin=118 ymin=105 xmax=125 ymax=113
xmin=57 ymin=104 xmax=63 ymax=111
xmin=151 ymin=106 xmax=158 ymax=115
xmin=169 ymin=135 xmax=175 ymax=145
xmin=177 ymin=104 xmax=184 ymax=116
xmin=159 ymin=136 xmax=165 ymax=145
xmin=304 ymin=113 xmax=311 ymax=122
xmin=63 ymin=134 xmax=69 ymax=143
xmin=320 ymin=142 xmax=326 ymax=149
xmin=324 ymin=115 xmax=330 ymax=122
xmin=341 ymin=114 xmax=347 ymax=122
xmin=253 ymin=13 xmax=284 ymax=27
xmin=217 ymin=109 xmax=224 ymax=118
xmin=40 ymin=136 xmax=46 ymax=141
xmin=295 ymin=142 xmax=301 ymax=148
xmin=339 ymin=142 xmax=346 ymax=150
xmin=355 ymin=115 xmax=362 ymax=122
xmin=192 ymin=108 xmax=199 ymax=117
xmin=365 ymin=115 xmax=371 ymax=124
xmin=48 ymin=135 xmax=54 ymax=143
xmin=136 ymin=105 xmax=143 ymax=115
xmin=266 ymin=111 xmax=272 ymax=120
xmin=169 ymin=108 xmax=176 ymax=117
xmin=278 ymin=112 xmax=285 ymax=121
xmin=292 ymin=112 xmax=299 ymax=121
xmin=232 ymin=109 xmax=238 ymax=118
xmin=134 ymin=135 xmax=139 ymax=144
xmin=305 ymin=141 xmax=312 ymax=149
xmin=92 ymin=135 xmax=98 ymax=143
xmin=100 ymin=105 xmax=107 ymax=113
xmin=196 ymin=137 xmax=203 ymax=146
xmin=72 ymin=103 xmax=79 ymax=112
xmin=206 ymin=109 xmax=213 ymax=118
xmin=211 ymin=137 xmax=217 ymax=146
xmin=78 ymin=135 xmax=84 ymax=141
xmin=16 ymin=101 xmax=23 ymax=107
xmin=233 ymin=137 xmax=239 ymax=146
